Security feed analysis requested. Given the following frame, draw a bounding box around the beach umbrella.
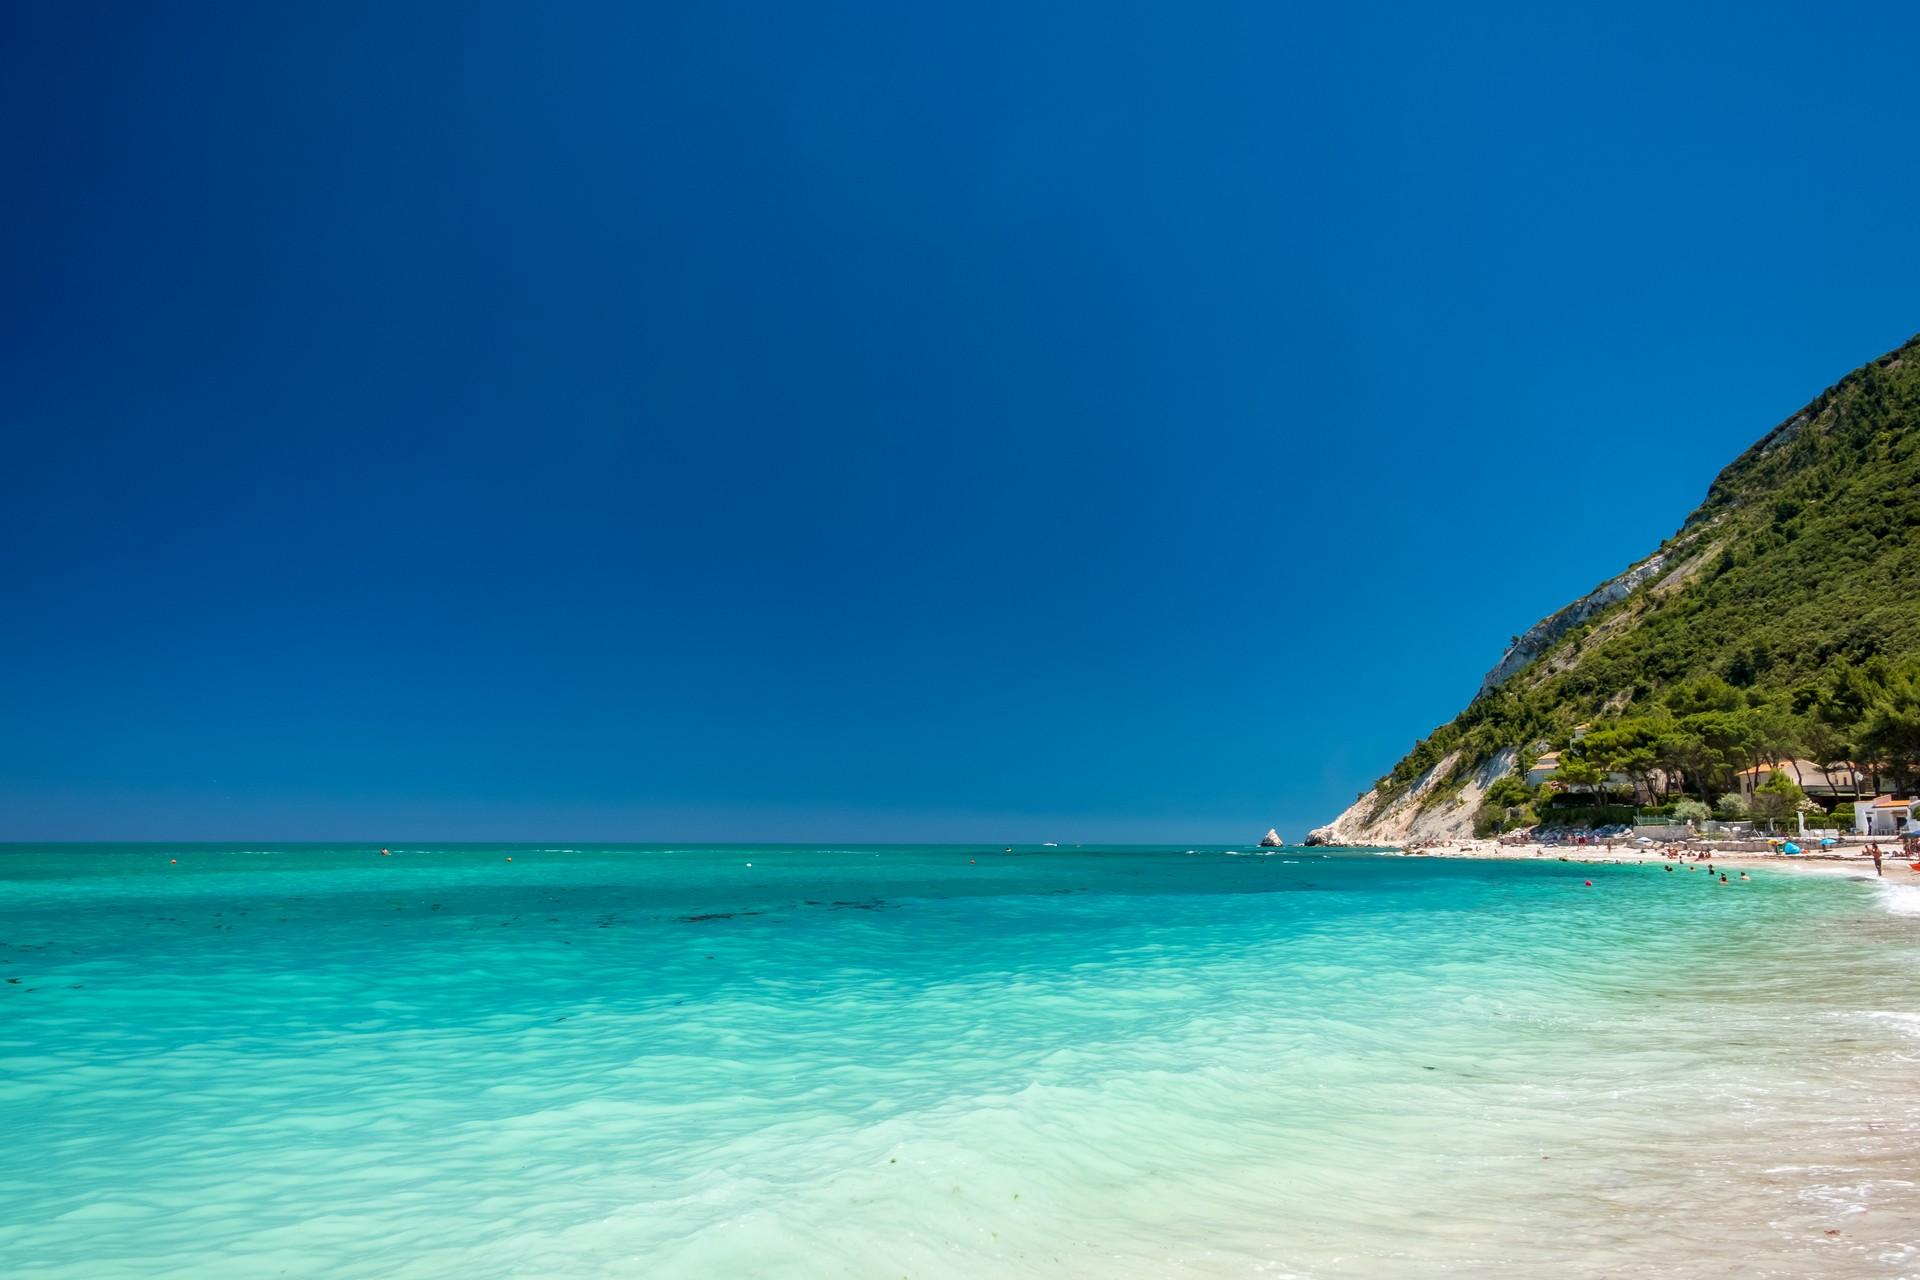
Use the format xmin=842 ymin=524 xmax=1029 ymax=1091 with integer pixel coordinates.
xmin=1782 ymin=842 xmax=1801 ymax=855
xmin=1819 ymin=838 xmax=1837 ymax=847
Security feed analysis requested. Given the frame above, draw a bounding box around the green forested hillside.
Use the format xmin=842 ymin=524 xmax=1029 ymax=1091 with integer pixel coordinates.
xmin=1369 ymin=334 xmax=1920 ymax=832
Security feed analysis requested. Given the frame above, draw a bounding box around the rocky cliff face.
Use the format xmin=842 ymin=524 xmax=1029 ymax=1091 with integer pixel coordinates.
xmin=1473 ymin=550 xmax=1679 ymax=698
xmin=1308 ymin=749 xmax=1516 ymax=846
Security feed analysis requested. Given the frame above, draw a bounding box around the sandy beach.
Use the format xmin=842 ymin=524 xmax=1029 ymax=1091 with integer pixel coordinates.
xmin=1390 ymin=836 xmax=1918 ymax=883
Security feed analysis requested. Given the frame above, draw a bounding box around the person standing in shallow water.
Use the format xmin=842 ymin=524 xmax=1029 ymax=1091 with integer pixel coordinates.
xmin=1872 ymin=845 xmax=1884 ymax=877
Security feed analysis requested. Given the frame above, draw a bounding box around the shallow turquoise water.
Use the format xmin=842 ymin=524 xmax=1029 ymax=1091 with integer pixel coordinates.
xmin=3 ymin=844 xmax=1918 ymax=1277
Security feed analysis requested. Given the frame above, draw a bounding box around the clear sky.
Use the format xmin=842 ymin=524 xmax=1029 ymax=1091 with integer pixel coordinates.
xmin=3 ymin=3 xmax=1917 ymax=842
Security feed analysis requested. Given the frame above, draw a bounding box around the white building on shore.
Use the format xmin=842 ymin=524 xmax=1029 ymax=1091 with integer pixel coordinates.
xmin=1856 ymin=795 xmax=1916 ymax=837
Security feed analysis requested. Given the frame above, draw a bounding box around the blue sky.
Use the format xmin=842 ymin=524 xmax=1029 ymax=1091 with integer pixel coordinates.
xmin=3 ymin=3 xmax=1917 ymax=841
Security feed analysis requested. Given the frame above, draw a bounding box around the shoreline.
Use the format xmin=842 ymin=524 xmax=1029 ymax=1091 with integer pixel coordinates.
xmin=1373 ymin=837 xmax=1916 ymax=882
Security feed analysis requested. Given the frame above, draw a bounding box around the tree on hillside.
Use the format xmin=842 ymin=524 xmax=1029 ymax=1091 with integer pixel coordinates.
xmin=1665 ymin=675 xmax=1743 ymax=717
xmin=1749 ymin=703 xmax=1805 ymax=780
xmin=1802 ymin=659 xmax=1881 ymax=782
xmin=1580 ymin=719 xmax=1667 ymax=803
xmin=1656 ymin=710 xmax=1758 ymax=799
xmin=1554 ymin=757 xmax=1607 ymax=796
xmin=1673 ymin=798 xmax=1711 ymax=824
xmin=1655 ymin=726 xmax=1713 ymax=802
xmin=1799 ymin=714 xmax=1857 ymax=787
xmin=1750 ymin=771 xmax=1807 ymax=832
xmin=1857 ymin=660 xmax=1920 ymax=789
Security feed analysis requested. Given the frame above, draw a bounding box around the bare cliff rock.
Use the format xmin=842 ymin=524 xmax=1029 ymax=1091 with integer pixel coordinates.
xmin=1473 ymin=551 xmax=1681 ymax=698
xmin=1307 ymin=748 xmax=1517 ymax=846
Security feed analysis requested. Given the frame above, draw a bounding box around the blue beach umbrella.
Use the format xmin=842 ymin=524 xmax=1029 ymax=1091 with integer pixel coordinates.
xmin=1782 ymin=842 xmax=1801 ymax=855
xmin=1819 ymin=838 xmax=1838 ymax=847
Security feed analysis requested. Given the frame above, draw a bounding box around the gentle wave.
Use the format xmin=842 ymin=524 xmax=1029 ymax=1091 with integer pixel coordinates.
xmin=1878 ymin=881 xmax=1920 ymax=916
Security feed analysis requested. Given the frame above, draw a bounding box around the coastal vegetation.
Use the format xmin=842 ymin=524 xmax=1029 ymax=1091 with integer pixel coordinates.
xmin=1350 ymin=335 xmax=1920 ymax=837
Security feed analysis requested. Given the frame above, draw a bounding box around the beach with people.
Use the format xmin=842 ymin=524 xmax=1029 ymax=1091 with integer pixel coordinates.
xmin=1390 ymin=833 xmax=1920 ymax=882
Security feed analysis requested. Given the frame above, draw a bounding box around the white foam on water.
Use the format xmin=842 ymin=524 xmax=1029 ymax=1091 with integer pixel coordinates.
xmin=1865 ymin=1011 xmax=1920 ymax=1039
xmin=1877 ymin=881 xmax=1920 ymax=916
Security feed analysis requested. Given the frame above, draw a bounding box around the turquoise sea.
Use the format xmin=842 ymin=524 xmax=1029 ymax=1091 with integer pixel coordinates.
xmin=3 ymin=843 xmax=1919 ymax=1278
